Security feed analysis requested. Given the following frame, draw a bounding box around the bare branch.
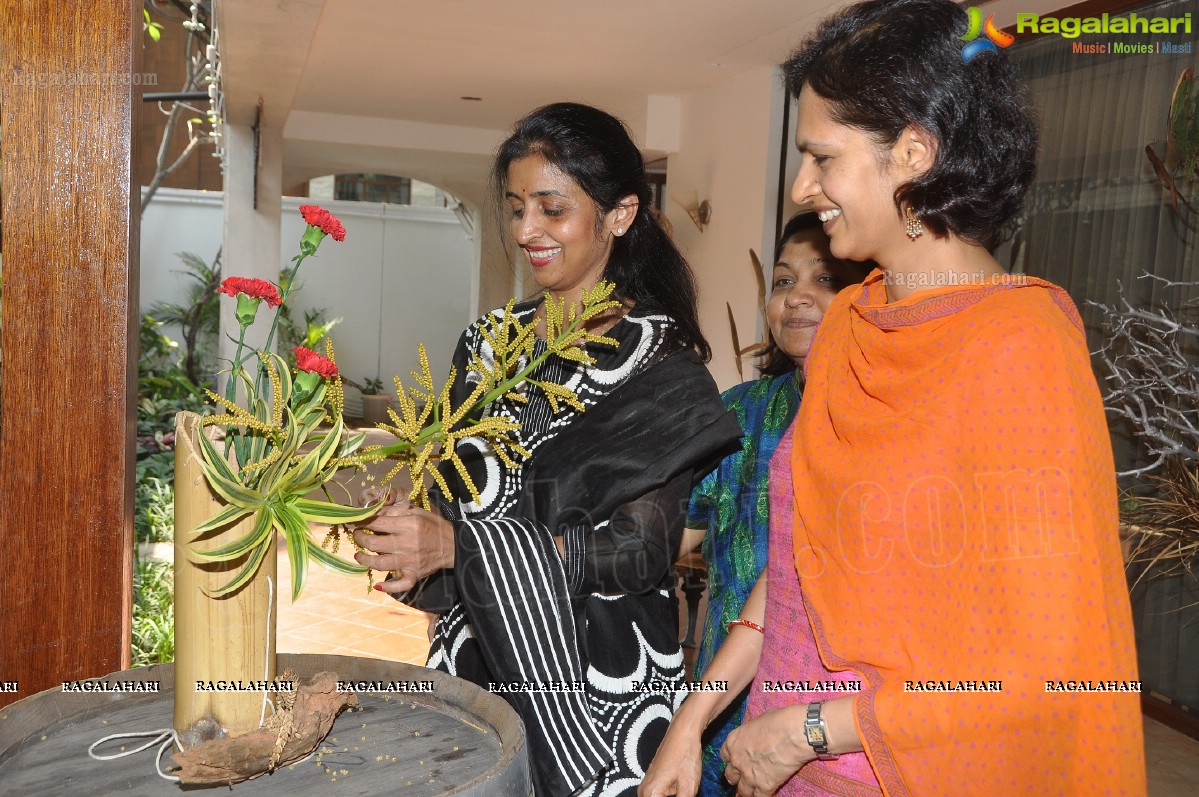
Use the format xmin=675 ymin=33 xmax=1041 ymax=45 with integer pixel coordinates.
xmin=1092 ymin=277 xmax=1199 ymax=478
xmin=141 ymin=10 xmax=216 ymax=210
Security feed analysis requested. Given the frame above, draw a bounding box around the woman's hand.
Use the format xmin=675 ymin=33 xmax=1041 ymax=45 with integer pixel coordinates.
xmin=720 ymin=705 xmax=813 ymax=797
xmin=352 ymin=499 xmax=455 ymax=593
xmin=639 ymin=712 xmax=704 ymax=797
xmin=640 ymin=572 xmax=770 ymax=796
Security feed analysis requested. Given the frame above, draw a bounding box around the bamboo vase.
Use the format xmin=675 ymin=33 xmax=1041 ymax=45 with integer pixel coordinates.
xmin=173 ymin=411 xmax=277 ymax=740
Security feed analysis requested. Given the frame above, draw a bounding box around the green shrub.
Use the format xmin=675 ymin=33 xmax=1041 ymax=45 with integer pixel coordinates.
xmin=135 ymin=466 xmax=175 ymax=545
xmin=132 ymin=559 xmax=175 ymax=666
xmin=147 ymin=251 xmax=220 ymax=387
xmin=131 ymin=313 xmax=210 ymax=664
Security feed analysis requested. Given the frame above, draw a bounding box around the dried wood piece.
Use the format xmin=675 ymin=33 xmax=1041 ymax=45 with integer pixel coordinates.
xmin=171 ymin=671 xmax=356 ymax=786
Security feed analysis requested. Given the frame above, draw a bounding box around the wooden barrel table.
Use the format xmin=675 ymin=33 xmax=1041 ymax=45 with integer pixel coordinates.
xmin=0 ymin=654 xmax=529 ymax=796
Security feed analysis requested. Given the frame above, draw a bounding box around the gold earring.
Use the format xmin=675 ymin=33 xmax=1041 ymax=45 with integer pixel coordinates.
xmin=905 ymin=206 xmax=924 ymax=240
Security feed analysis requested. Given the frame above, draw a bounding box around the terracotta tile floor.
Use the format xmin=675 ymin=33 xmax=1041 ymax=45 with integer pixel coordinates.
xmin=275 ymin=538 xmax=434 ymax=665
xmin=276 ymin=431 xmax=436 ymax=665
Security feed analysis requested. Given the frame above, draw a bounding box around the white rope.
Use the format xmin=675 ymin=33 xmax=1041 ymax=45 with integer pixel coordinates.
xmin=259 ymin=575 xmax=276 ymax=726
xmin=87 ymin=729 xmax=182 ymax=782
xmin=87 ymin=574 xmax=279 ymax=782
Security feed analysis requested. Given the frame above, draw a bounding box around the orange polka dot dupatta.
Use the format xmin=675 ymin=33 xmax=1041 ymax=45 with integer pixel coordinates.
xmin=791 ymin=271 xmax=1146 ymax=796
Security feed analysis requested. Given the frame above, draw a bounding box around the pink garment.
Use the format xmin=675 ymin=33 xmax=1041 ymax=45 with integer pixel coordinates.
xmin=743 ymin=424 xmax=881 ymax=796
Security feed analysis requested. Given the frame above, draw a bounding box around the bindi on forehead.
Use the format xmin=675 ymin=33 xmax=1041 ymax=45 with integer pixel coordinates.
xmin=506 ymin=168 xmax=579 ymax=201
xmin=505 ymin=188 xmax=570 ymax=202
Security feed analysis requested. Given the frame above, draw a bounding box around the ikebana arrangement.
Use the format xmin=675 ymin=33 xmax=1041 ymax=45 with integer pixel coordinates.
xmin=170 ymin=204 xmax=620 ymax=784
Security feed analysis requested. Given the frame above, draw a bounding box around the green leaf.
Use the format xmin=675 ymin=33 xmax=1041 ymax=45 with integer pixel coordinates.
xmin=340 ymin=431 xmax=367 ymax=457
xmin=247 ymin=400 xmax=270 ymax=467
xmin=292 ymin=497 xmax=382 ymax=525
xmin=275 ymin=503 xmax=312 ymax=601
xmin=274 ymin=452 xmax=320 ymax=499
xmin=312 ymin=415 xmax=345 ymax=473
xmin=265 ymin=351 xmax=294 ymax=404
xmin=291 ymin=377 xmax=327 ymax=413
xmin=190 ymin=509 xmax=274 ymax=562
xmin=201 ymin=536 xmax=271 ymax=598
xmin=256 ymin=408 xmax=304 ymax=491
xmin=143 ymin=10 xmax=162 ymax=41
xmin=296 ymin=405 xmax=326 ymax=441
xmin=195 ymin=453 xmax=266 ymax=509
xmin=276 ymin=415 xmax=343 ymax=496
xmin=196 ymin=425 xmax=240 ymax=485
xmin=189 ymin=502 xmax=256 ymax=537
xmin=308 ymin=541 xmax=368 ymax=577
xmin=252 ymin=394 xmax=271 ymax=423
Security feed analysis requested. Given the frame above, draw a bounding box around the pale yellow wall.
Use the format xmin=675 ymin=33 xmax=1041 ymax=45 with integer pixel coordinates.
xmin=665 ymin=66 xmax=787 ymax=391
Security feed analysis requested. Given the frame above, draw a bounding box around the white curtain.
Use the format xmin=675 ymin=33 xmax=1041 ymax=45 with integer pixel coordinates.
xmin=1004 ymin=0 xmax=1199 ymax=714
xmin=1003 ymin=0 xmax=1199 ymax=477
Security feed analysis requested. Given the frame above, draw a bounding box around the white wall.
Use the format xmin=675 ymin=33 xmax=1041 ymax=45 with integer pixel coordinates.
xmin=278 ymin=198 xmax=476 ymax=395
xmin=140 ymin=189 xmax=477 ymax=400
xmin=140 ymin=188 xmax=225 ymax=321
xmin=665 ymin=66 xmax=787 ymax=391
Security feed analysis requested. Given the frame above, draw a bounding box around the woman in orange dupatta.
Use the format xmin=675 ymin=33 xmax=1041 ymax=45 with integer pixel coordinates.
xmin=717 ymin=1 xmax=1146 ymax=795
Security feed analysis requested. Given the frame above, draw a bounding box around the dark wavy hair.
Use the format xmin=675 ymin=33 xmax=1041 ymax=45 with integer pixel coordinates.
xmin=781 ymin=0 xmax=1038 ymax=249
xmin=758 ymin=212 xmax=872 ymax=376
xmin=491 ymin=102 xmax=710 ymax=360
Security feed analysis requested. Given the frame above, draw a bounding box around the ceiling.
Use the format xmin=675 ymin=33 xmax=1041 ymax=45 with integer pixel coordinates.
xmin=216 ymin=0 xmax=834 ymax=194
xmin=214 ymin=0 xmax=1065 ymax=199
xmin=285 ymin=0 xmax=835 ymax=130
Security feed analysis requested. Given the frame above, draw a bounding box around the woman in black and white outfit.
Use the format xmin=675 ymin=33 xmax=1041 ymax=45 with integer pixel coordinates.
xmin=355 ymin=102 xmax=740 ymax=797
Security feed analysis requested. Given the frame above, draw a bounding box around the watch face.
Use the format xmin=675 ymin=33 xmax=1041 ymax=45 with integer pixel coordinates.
xmin=806 ymin=725 xmax=826 ymax=745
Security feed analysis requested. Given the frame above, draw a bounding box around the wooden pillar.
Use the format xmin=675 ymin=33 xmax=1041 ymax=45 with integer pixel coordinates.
xmin=0 ymin=1 xmax=140 ymax=704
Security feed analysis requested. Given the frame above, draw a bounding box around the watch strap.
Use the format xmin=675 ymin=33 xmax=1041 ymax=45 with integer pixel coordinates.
xmin=804 ymin=701 xmax=840 ymax=761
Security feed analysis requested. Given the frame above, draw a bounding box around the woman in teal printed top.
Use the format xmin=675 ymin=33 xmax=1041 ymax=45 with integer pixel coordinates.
xmin=682 ymin=212 xmax=869 ymax=796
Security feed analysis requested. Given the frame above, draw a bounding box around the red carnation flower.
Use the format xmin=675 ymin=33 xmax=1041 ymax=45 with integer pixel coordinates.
xmin=294 ymin=346 xmax=339 ymax=379
xmin=218 ymin=277 xmax=282 ymax=307
xmin=299 ymin=204 xmax=347 ymax=242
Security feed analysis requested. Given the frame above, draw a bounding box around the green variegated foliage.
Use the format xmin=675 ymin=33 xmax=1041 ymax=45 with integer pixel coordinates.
xmin=193 ymin=350 xmax=381 ymax=601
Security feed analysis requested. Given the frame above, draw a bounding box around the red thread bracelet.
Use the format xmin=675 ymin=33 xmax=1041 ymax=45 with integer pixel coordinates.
xmin=728 ymin=618 xmax=765 ymax=634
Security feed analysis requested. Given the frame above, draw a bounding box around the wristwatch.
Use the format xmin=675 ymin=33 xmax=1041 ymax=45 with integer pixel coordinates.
xmin=804 ymin=701 xmax=840 ymax=761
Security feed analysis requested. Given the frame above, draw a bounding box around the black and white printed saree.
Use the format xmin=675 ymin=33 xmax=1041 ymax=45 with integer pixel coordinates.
xmin=406 ymin=299 xmax=740 ymax=797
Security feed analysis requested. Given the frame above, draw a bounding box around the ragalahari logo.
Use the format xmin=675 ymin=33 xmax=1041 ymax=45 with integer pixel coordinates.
xmin=960 ymin=7 xmax=1015 ymax=62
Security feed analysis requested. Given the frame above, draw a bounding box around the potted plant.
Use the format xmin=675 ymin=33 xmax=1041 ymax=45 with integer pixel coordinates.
xmin=358 ymin=376 xmax=393 ymax=425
